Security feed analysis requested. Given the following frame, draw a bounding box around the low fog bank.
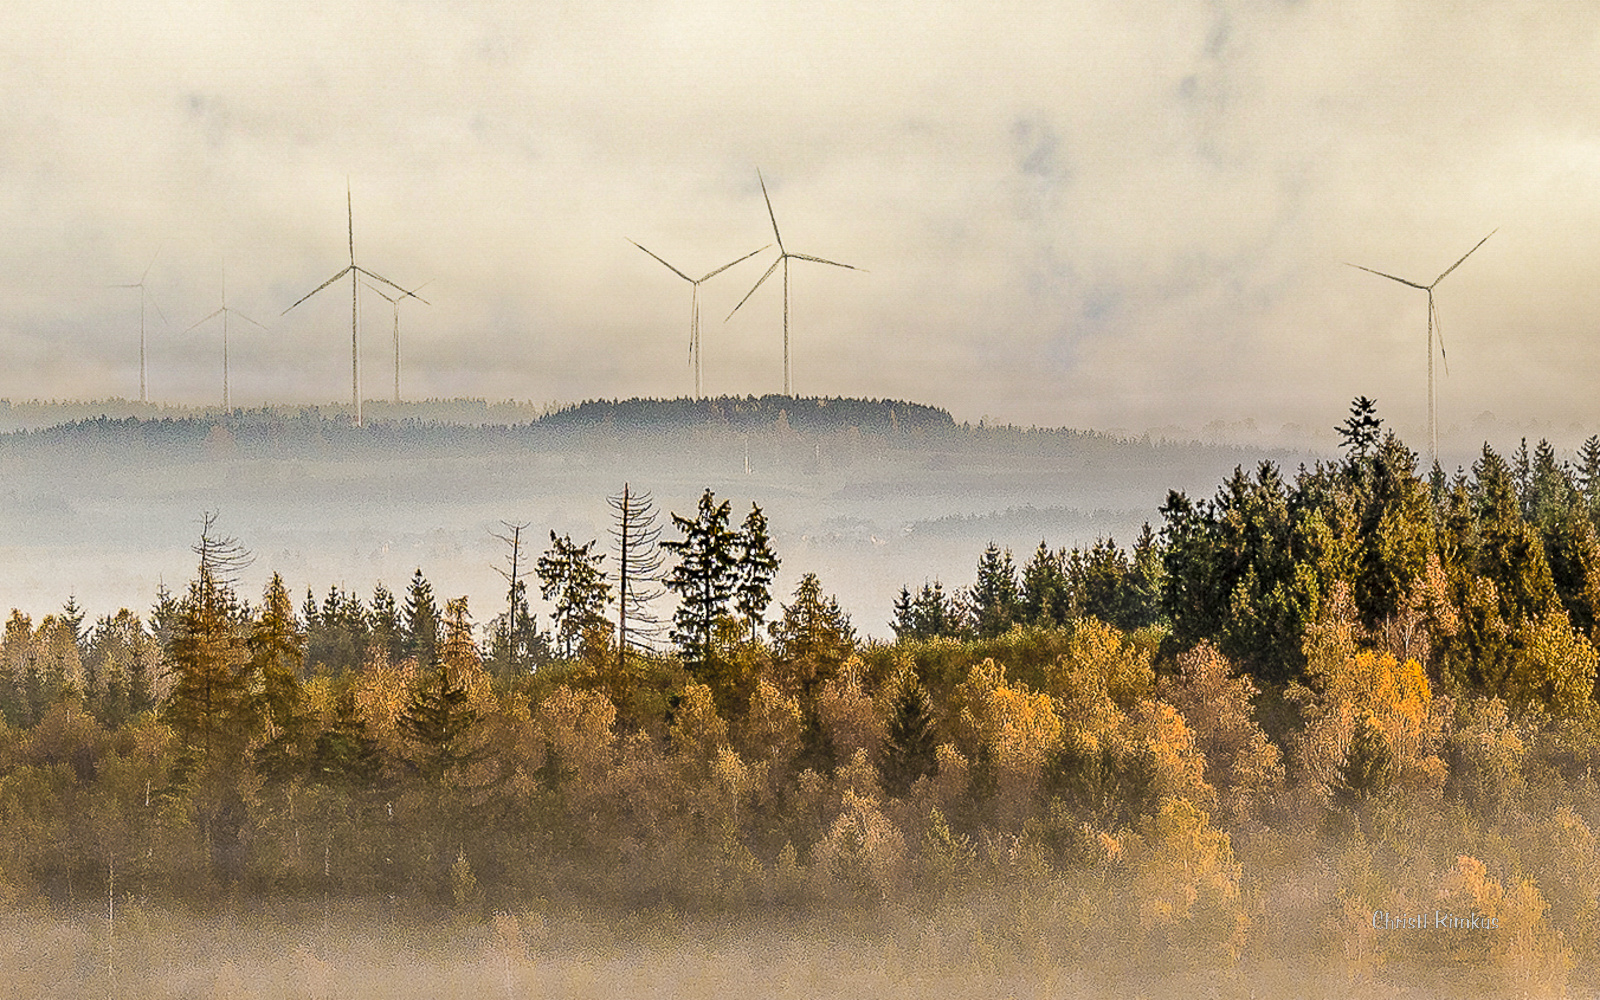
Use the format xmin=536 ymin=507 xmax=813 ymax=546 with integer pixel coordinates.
xmin=0 ymin=398 xmax=1308 ymax=634
xmin=0 ymin=900 xmax=1526 ymax=1000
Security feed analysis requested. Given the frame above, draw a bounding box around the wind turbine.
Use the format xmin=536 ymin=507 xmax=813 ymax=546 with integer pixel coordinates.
xmin=184 ymin=259 xmax=264 ymax=410
xmin=1348 ymin=229 xmax=1495 ymax=466
xmin=282 ymin=181 xmax=418 ymax=427
xmin=630 ymin=241 xmax=766 ymax=399
xmin=727 ymin=170 xmax=862 ymax=397
xmin=110 ymin=248 xmax=167 ymax=403
xmin=363 ymin=279 xmax=431 ymax=404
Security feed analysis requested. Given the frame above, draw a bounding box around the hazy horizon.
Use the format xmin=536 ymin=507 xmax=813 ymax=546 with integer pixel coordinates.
xmin=0 ymin=4 xmax=1597 ymax=437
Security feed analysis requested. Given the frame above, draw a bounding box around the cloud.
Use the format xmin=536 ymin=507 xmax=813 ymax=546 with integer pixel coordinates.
xmin=0 ymin=1 xmax=1595 ymax=441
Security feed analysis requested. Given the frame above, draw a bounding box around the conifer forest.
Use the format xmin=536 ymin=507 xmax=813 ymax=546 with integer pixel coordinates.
xmin=5 ymin=398 xmax=1600 ymax=997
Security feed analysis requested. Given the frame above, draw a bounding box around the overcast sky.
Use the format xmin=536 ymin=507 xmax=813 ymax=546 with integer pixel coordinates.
xmin=2 ymin=1 xmax=1597 ymax=443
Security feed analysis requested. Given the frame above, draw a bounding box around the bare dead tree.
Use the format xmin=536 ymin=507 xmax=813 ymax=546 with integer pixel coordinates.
xmin=608 ymin=484 xmax=665 ymax=671
xmin=490 ymin=521 xmax=533 ymax=674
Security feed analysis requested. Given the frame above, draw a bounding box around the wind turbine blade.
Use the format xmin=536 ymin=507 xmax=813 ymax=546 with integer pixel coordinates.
xmin=399 ymin=279 xmax=433 ymax=305
xmin=362 ymin=280 xmax=399 ymax=303
xmin=757 ymin=169 xmax=784 ymax=251
xmin=1432 ymin=297 xmax=1450 ymax=376
xmin=726 ymin=257 xmax=782 ymax=320
xmin=699 ymin=245 xmax=771 ymax=282
xmin=183 ymin=308 xmax=225 ymax=333
xmin=232 ymin=310 xmax=268 ymax=331
xmin=109 ymin=283 xmax=141 ymax=288
xmin=1345 ymin=263 xmax=1427 ymax=289
xmin=140 ymin=245 xmax=162 ymax=283
xmin=353 ymin=266 xmax=414 ymax=298
xmin=347 ymin=180 xmax=355 ymax=265
xmin=790 ymin=253 xmax=862 ymax=271
xmin=1433 ymin=229 xmax=1497 ymax=286
xmin=630 ymin=240 xmax=694 ymax=283
xmin=282 ymin=266 xmax=353 ymax=314
xmin=148 ymin=290 xmax=169 ymax=328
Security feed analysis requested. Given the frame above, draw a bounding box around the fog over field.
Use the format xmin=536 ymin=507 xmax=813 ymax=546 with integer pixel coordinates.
xmin=5 ymin=1 xmax=1600 ymax=995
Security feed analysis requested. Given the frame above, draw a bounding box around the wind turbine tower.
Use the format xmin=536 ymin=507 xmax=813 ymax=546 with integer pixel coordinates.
xmin=727 ymin=170 xmax=862 ymax=397
xmin=630 ymin=241 xmax=766 ymax=399
xmin=111 ymin=249 xmax=166 ymax=403
xmin=282 ymin=182 xmax=419 ymax=426
xmin=184 ymin=259 xmax=264 ymax=410
xmin=364 ymin=280 xmax=431 ymax=404
xmin=1348 ymin=229 xmax=1495 ymax=466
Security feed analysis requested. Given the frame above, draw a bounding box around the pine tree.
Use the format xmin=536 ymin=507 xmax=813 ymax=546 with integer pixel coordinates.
xmin=771 ymin=572 xmax=855 ymax=697
xmin=1577 ymin=434 xmax=1600 ymax=521
xmin=536 ymin=532 xmax=611 ymax=658
xmin=734 ymin=502 xmax=780 ymax=641
xmin=968 ymin=542 xmax=1020 ymax=639
xmin=890 ymin=580 xmax=965 ymax=641
xmin=60 ymin=595 xmax=86 ymax=657
xmin=489 ymin=521 xmax=541 ymax=676
xmin=403 ymin=569 xmax=441 ymax=668
xmin=162 ymin=515 xmax=256 ymax=770
xmin=1019 ymin=541 xmax=1071 ymax=628
xmin=662 ymin=490 xmax=740 ymax=676
xmin=368 ymin=582 xmax=405 ymax=666
xmin=1336 ymin=395 xmax=1382 ymax=460
xmin=399 ymin=598 xmax=484 ymax=784
xmin=880 ymin=671 xmax=938 ymax=797
xmin=86 ymin=609 xmax=157 ymax=727
xmin=251 ymin=573 xmax=308 ymax=785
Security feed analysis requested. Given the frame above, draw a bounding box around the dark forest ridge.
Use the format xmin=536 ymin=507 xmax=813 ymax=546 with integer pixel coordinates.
xmin=0 ymin=394 xmax=1282 ymax=461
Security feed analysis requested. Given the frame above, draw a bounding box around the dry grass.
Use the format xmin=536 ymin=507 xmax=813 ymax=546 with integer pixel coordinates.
xmin=0 ymin=894 xmax=1568 ymax=1000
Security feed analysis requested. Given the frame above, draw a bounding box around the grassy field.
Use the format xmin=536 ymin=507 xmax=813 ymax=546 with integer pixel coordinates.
xmin=0 ymin=896 xmax=1551 ymax=1000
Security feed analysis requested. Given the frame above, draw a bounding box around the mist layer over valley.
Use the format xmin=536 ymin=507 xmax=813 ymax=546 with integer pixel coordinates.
xmin=0 ymin=396 xmax=1304 ymax=632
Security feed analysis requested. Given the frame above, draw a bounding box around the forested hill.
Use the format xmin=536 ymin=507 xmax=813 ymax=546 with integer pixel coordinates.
xmin=538 ymin=395 xmax=955 ymax=434
xmin=0 ymin=395 xmax=1276 ymax=468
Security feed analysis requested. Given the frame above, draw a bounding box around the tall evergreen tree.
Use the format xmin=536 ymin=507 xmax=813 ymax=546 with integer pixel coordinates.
xmin=536 ymin=532 xmax=611 ymax=658
xmin=399 ymin=598 xmax=484 ymax=784
xmin=1577 ymin=434 xmax=1600 ymax=520
xmin=251 ymin=573 xmax=309 ymax=785
xmin=368 ymin=582 xmax=405 ymax=666
xmin=403 ymin=569 xmax=441 ymax=668
xmin=662 ymin=490 xmax=740 ymax=675
xmin=880 ymin=670 xmax=938 ymax=797
xmin=891 ymin=580 xmax=964 ymax=641
xmin=734 ymin=502 xmax=780 ymax=641
xmin=771 ymin=572 xmax=855 ymax=697
xmin=163 ymin=516 xmax=256 ymax=770
xmin=1336 ymin=395 xmax=1382 ymax=459
xmin=967 ymin=542 xmax=1020 ymax=639
xmin=1019 ymin=541 xmax=1071 ymax=627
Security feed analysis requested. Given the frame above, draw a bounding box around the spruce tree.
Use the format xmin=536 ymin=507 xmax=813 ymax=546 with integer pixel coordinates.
xmin=403 ymin=569 xmax=441 ymax=668
xmin=662 ymin=490 xmax=740 ymax=676
xmin=891 ymin=581 xmax=964 ymax=640
xmin=880 ymin=671 xmax=938 ymax=797
xmin=735 ymin=502 xmax=780 ymax=641
xmin=1336 ymin=395 xmax=1382 ymax=460
xmin=368 ymin=582 xmax=405 ymax=666
xmin=968 ymin=542 xmax=1020 ymax=639
xmin=1577 ymin=434 xmax=1600 ymax=521
xmin=251 ymin=573 xmax=308 ymax=785
xmin=536 ymin=532 xmax=611 ymax=658
xmin=399 ymin=598 xmax=484 ymax=784
xmin=771 ymin=573 xmax=855 ymax=697
xmin=1019 ymin=541 xmax=1070 ymax=627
